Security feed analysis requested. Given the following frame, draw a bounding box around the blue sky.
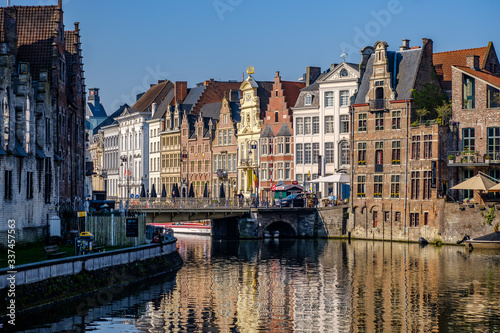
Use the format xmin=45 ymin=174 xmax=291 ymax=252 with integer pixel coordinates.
xmin=9 ymin=0 xmax=500 ymax=113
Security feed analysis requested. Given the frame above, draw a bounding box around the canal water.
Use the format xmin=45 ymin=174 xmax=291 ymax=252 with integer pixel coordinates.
xmin=14 ymin=236 xmax=500 ymax=332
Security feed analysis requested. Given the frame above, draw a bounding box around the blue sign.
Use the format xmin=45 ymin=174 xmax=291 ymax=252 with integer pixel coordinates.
xmin=130 ymin=194 xmax=134 ymax=198
xmin=135 ymin=194 xmax=139 ymax=198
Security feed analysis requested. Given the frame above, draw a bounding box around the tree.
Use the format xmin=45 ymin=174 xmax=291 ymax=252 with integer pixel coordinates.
xmin=416 ymin=108 xmax=430 ymax=123
xmin=412 ymin=83 xmax=448 ymax=122
xmin=436 ymin=101 xmax=452 ymax=125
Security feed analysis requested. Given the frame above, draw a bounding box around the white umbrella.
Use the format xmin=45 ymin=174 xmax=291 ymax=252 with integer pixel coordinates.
xmin=309 ymin=173 xmax=350 ymax=183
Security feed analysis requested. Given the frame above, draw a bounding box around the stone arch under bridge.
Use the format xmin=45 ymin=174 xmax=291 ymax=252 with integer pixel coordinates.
xmin=252 ymin=208 xmax=321 ymax=238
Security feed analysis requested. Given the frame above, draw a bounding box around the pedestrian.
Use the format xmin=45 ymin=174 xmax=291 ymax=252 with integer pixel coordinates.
xmin=172 ymin=191 xmax=175 ymax=203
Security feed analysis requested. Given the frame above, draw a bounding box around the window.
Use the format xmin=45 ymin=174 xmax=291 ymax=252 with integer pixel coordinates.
xmin=392 ymin=111 xmax=401 ymax=129
xmin=325 ymin=116 xmax=334 ymax=134
xmin=395 ymin=212 xmax=401 ymax=222
xmin=463 ymin=128 xmax=475 ymax=151
xmin=340 ymin=90 xmax=350 ymax=106
xmin=44 ymin=159 xmax=51 ymax=203
xmin=358 ymin=142 xmax=366 ymax=165
xmin=304 ymin=117 xmax=311 ymax=135
xmin=392 ymin=141 xmax=401 ymax=164
xmin=424 ymin=212 xmax=429 ymax=226
xmin=463 ymin=169 xmax=474 ymax=199
xmin=261 ymin=138 xmax=268 ymax=155
xmin=313 ymin=143 xmax=320 ymax=163
xmin=297 ymin=174 xmax=303 ymax=182
xmin=268 ymin=138 xmax=273 ymax=154
xmin=296 ymin=118 xmax=304 ymax=135
xmin=5 ymin=170 xmax=12 ymax=200
xmin=340 ymin=69 xmax=348 ymax=77
xmin=296 ymin=144 xmax=303 ymax=164
xmin=391 ymin=175 xmax=400 ymax=198
xmin=424 ymin=135 xmax=433 ymax=159
xmin=423 ymin=171 xmax=432 ymax=200
xmin=340 ymin=141 xmax=350 ymax=165
xmin=411 ymin=171 xmax=420 ymax=199
xmin=375 ymin=112 xmax=384 ymax=130
xmin=410 ymin=213 xmax=420 ymax=227
xmin=304 ymin=143 xmax=312 ymax=164
xmin=358 ymin=113 xmax=367 ymax=131
xmin=340 ymin=115 xmax=349 ymax=133
xmin=275 ymin=112 xmax=279 ymax=123
xmin=412 ymin=136 xmax=421 ymax=160
xmin=384 ymin=212 xmax=390 ymax=223
xmin=487 ymin=127 xmax=500 ymax=156
xmin=375 ymin=142 xmax=384 ymax=165
xmin=285 ymin=162 xmax=291 ymax=179
xmin=261 ymin=163 xmax=267 ymax=180
xmin=277 ymin=137 xmax=284 ymax=154
xmin=357 ymin=175 xmax=366 ymax=197
xmin=312 ymin=117 xmax=320 ymax=134
xmin=488 ymin=86 xmax=500 ymax=108
xmin=374 ymin=175 xmax=383 ymax=198
xmin=325 ymin=143 xmax=334 ymax=163
xmin=373 ymin=211 xmax=378 ymax=228
xmin=285 ymin=137 xmax=291 ymax=154
xmin=305 ymin=94 xmax=312 ymax=106
xmin=277 ymin=162 xmax=284 ymax=180
xmin=325 ymin=91 xmax=334 ymax=107
xmin=228 ymin=130 xmax=232 ymax=144
xmin=463 ymin=75 xmax=475 ymax=109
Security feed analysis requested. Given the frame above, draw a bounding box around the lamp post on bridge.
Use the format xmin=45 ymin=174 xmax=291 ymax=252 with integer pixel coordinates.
xmin=250 ymin=139 xmax=259 ymax=207
xmin=120 ymin=155 xmax=130 ymax=215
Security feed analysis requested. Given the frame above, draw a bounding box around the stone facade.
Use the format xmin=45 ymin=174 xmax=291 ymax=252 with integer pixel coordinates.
xmin=0 ymin=3 xmax=85 ymax=243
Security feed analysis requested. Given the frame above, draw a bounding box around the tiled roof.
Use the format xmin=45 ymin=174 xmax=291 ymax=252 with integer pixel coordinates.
xmin=152 ymin=89 xmax=175 ymax=120
xmin=93 ymin=104 xmax=129 ymax=135
xmin=200 ymin=102 xmax=222 ymax=120
xmin=261 ymin=125 xmax=274 ymax=138
xmin=131 ymin=80 xmax=173 ymax=113
xmin=454 ymin=65 xmax=500 ymax=90
xmin=276 ymin=124 xmax=292 ymax=137
xmin=0 ymin=5 xmax=61 ymax=79
xmin=433 ymin=46 xmax=488 ymax=91
xmin=281 ymin=81 xmax=305 ymax=110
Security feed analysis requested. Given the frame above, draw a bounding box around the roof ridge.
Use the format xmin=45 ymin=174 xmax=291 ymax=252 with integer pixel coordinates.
xmin=434 ymin=46 xmax=487 ymax=55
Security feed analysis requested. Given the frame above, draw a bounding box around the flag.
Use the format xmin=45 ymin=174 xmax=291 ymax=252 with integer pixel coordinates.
xmin=253 ymin=169 xmax=258 ymax=188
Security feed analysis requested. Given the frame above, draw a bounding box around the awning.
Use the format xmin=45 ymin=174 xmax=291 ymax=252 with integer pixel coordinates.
xmin=309 ymin=173 xmax=350 ymax=183
xmin=13 ymin=141 xmax=28 ymax=157
xmin=35 ymin=145 xmax=46 ymax=159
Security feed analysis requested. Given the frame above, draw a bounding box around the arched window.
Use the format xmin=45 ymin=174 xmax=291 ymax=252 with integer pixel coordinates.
xmin=339 ymin=141 xmax=350 ymax=165
xmin=340 ymin=69 xmax=348 ymax=77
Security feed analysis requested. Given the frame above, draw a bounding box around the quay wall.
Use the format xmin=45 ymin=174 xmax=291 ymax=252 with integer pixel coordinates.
xmin=0 ymin=241 xmax=178 ymax=289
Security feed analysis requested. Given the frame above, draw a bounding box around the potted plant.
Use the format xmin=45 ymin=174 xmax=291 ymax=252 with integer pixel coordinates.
xmin=448 ymin=154 xmax=454 ymax=161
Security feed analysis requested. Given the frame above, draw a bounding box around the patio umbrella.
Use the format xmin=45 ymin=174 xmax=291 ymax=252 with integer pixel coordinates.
xmin=451 ymin=173 xmax=497 ymax=191
xmin=174 ymin=183 xmax=180 ymax=197
xmin=150 ymin=184 xmax=157 ymax=198
xmin=203 ymin=182 xmax=209 ymax=197
xmin=140 ymin=183 xmax=146 ymax=198
xmin=161 ymin=184 xmax=167 ymax=198
xmin=188 ymin=183 xmax=195 ymax=197
xmin=219 ymin=183 xmax=225 ymax=199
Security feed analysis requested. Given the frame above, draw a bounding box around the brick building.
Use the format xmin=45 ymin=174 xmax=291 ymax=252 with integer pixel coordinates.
xmin=350 ymin=39 xmax=449 ymax=241
xmin=447 ymin=48 xmax=500 ymax=202
xmin=260 ymin=71 xmax=304 ymax=202
xmin=0 ymin=1 xmax=85 ymax=243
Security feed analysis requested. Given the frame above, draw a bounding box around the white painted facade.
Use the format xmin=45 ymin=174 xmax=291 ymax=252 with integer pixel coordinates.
xmin=147 ymin=116 xmax=162 ymax=197
xmin=101 ymin=123 xmax=119 ymax=199
xmin=294 ymin=63 xmax=359 ymax=199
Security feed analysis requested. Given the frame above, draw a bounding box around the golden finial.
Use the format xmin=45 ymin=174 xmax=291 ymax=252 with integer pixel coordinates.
xmin=246 ymin=66 xmax=255 ymax=75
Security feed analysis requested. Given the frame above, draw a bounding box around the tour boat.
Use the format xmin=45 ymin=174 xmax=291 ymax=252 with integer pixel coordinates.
xmin=151 ymin=222 xmax=211 ymax=235
xmin=464 ymin=232 xmax=500 ymax=251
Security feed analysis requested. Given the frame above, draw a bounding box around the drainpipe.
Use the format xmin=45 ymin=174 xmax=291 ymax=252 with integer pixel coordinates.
xmin=404 ymin=99 xmax=410 ymax=236
xmin=349 ymin=105 xmax=355 ymax=233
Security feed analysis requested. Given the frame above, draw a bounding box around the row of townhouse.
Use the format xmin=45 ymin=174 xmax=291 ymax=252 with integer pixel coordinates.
xmin=89 ymin=38 xmax=500 ymax=232
xmin=0 ymin=2 xmax=86 ymax=243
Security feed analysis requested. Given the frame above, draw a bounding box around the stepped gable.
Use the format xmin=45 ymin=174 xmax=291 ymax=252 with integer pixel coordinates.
xmin=0 ymin=5 xmax=61 ymax=80
xmin=130 ymin=80 xmax=173 ymax=113
xmin=433 ymin=45 xmax=489 ymax=91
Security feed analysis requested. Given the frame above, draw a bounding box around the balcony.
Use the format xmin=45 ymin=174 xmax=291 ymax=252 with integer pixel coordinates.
xmin=447 ymin=150 xmax=500 ymax=167
xmin=369 ymin=99 xmax=388 ymax=110
xmin=240 ymin=159 xmax=256 ymax=167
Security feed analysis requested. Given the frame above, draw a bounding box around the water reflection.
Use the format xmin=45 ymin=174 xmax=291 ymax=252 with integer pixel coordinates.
xmin=15 ymin=236 xmax=500 ymax=332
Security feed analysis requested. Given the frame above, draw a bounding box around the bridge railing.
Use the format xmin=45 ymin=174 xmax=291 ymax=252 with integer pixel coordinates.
xmin=126 ymin=198 xmax=252 ymax=210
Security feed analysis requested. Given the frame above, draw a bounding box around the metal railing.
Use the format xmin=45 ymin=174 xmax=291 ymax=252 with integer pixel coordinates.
xmin=447 ymin=150 xmax=500 ymax=164
xmin=369 ymin=99 xmax=388 ymax=110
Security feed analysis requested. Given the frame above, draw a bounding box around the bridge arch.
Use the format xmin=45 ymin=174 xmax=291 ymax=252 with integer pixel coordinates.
xmin=261 ymin=218 xmax=297 ymax=237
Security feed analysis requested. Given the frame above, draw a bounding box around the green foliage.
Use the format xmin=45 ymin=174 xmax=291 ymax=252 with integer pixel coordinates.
xmin=416 ymin=108 xmax=430 ymax=123
xmin=412 ymin=83 xmax=448 ymax=122
xmin=480 ymin=207 xmax=496 ymax=225
xmin=436 ymin=101 xmax=452 ymax=125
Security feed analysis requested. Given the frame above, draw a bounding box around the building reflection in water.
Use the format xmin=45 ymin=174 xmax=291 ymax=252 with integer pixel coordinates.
xmin=128 ymin=236 xmax=500 ymax=332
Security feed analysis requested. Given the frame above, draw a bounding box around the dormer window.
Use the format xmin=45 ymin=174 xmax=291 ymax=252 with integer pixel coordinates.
xmin=340 ymin=69 xmax=348 ymax=77
xmin=304 ymin=94 xmax=312 ymax=106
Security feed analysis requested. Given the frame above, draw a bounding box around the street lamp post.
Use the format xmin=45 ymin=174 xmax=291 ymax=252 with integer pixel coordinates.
xmin=181 ymin=147 xmax=188 ymax=197
xmin=120 ymin=155 xmax=130 ymax=215
xmin=250 ymin=139 xmax=259 ymax=207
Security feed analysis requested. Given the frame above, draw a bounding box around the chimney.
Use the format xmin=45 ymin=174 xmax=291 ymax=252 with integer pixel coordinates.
xmin=305 ymin=66 xmax=321 ymax=86
xmin=359 ymin=46 xmax=375 ymax=77
xmin=466 ymin=55 xmax=480 ymax=71
xmin=400 ymin=39 xmax=410 ymax=51
xmin=174 ymin=81 xmax=188 ymax=104
xmin=7 ymin=0 xmax=10 ymax=6
xmin=151 ymin=102 xmax=157 ymax=117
